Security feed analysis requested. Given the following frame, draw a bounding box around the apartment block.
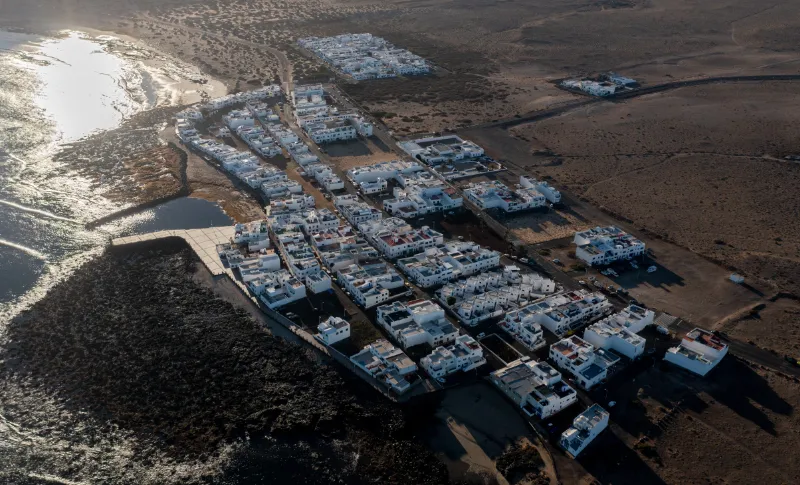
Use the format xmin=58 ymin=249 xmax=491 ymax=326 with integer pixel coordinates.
xmin=398 ymin=241 xmax=500 ymax=288
xmin=464 ymin=180 xmax=546 ymax=213
xmin=549 ymin=336 xmax=620 ymax=390
xmin=490 ymin=358 xmax=578 ymax=419
xmin=376 ymin=300 xmax=459 ymax=349
xmin=583 ymin=305 xmax=654 ymax=359
xmin=573 ymin=226 xmax=645 ymax=266
xmin=336 ymin=260 xmax=405 ymax=308
xmin=421 ymin=335 xmax=486 ymax=379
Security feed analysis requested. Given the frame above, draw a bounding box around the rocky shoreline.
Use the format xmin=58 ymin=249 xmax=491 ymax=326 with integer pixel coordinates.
xmin=0 ymin=238 xmax=448 ymax=484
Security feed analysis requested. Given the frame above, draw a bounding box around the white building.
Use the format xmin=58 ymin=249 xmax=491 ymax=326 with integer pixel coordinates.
xmin=583 ymin=305 xmax=654 ymax=359
xmin=370 ymin=224 xmax=444 ymax=259
xmin=441 ymin=266 xmax=557 ymax=327
xmin=262 ymin=179 xmax=303 ymax=198
xmin=317 ymin=316 xmax=350 ymax=346
xmin=248 ymin=269 xmax=307 ymax=309
xmin=560 ymin=405 xmax=609 ymax=458
xmin=233 ymin=220 xmax=271 ymax=251
xmin=299 ymin=34 xmax=430 ymax=81
xmin=664 ymin=328 xmax=728 ymax=376
xmin=336 ymin=261 xmax=406 ymax=308
xmin=359 ymin=178 xmax=388 ymax=194
xmin=421 ymin=335 xmax=486 ymax=379
xmin=346 ymin=160 xmax=423 ymax=185
xmin=561 ymin=79 xmax=617 ymax=97
xmin=268 ymin=193 xmax=316 ymax=216
xmin=305 ymin=269 xmax=333 ymax=293
xmin=298 ymin=112 xmax=374 ymax=142
xmin=398 ymin=135 xmax=484 ymax=165
xmin=573 ymin=226 xmax=646 ymax=266
xmin=464 ymin=180 xmax=546 ymax=213
xmin=376 ymin=300 xmax=459 ymax=349
xmin=549 ymin=336 xmax=620 ymax=390
xmin=398 ymin=241 xmax=501 ymax=288
xmin=510 ymin=290 xmax=612 ymax=337
xmin=490 ymin=358 xmax=578 ymax=419
xmin=334 ymin=194 xmax=382 ymax=225
xmin=238 ymin=251 xmax=282 ymax=282
xmin=350 ymin=339 xmax=418 ymax=394
xmin=520 ymin=176 xmax=561 ymax=204
xmin=223 ymin=109 xmax=255 ymax=129
xmin=383 ymin=184 xmax=463 ymax=219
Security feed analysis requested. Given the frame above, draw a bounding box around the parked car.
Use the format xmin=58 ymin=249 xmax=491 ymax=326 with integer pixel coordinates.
xmin=578 ymin=280 xmax=586 ymax=286
xmin=593 ymin=281 xmax=603 ymax=288
xmin=552 ymin=258 xmax=562 ymax=265
xmin=656 ymin=326 xmax=670 ymax=335
xmin=520 ymin=258 xmax=529 ymax=263
xmin=647 ymin=265 xmax=657 ymax=273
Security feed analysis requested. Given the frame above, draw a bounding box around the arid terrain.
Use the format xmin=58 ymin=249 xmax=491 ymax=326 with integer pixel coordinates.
xmin=511 ymin=81 xmax=800 ymax=309
xmin=3 ymin=0 xmax=800 ymax=484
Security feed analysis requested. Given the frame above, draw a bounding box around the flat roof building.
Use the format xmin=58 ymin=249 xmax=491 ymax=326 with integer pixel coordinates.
xmin=549 ymin=335 xmax=620 ymax=390
xmin=664 ymin=328 xmax=728 ymax=376
xmin=317 ymin=316 xmax=350 ymax=346
xmin=421 ymin=335 xmax=486 ymax=379
xmin=560 ymin=405 xmax=609 ymax=458
xmin=490 ymin=357 xmax=578 ymax=419
xmin=573 ymin=226 xmax=645 ymax=267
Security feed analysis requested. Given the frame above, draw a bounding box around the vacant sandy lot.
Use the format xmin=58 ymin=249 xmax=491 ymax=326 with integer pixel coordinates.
xmin=325 ymin=137 xmax=399 ymax=171
xmin=610 ymin=359 xmax=800 ymax=485
xmin=722 ymin=297 xmax=800 ymax=356
xmin=424 ymin=382 xmax=554 ymax=485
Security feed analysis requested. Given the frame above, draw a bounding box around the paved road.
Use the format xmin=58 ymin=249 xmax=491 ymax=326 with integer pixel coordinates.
xmin=468 ymin=74 xmax=800 ymax=131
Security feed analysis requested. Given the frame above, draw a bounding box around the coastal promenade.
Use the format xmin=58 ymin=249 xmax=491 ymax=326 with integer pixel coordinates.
xmin=112 ymin=226 xmax=233 ymax=275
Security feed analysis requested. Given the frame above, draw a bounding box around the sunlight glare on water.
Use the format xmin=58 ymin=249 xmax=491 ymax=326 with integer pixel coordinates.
xmin=31 ymin=31 xmax=148 ymax=142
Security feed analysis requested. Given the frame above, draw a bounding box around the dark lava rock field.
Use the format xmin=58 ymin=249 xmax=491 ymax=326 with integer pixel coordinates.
xmin=0 ymin=238 xmax=448 ymax=484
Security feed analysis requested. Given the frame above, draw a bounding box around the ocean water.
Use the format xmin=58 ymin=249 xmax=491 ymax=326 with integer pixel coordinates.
xmin=0 ymin=30 xmax=229 ymax=317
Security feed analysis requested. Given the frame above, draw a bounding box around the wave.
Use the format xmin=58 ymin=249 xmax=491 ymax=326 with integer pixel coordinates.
xmin=0 ymin=198 xmax=80 ymax=224
xmin=0 ymin=238 xmax=48 ymax=260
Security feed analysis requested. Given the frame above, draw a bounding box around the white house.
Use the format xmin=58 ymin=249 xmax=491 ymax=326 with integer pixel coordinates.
xmin=664 ymin=328 xmax=728 ymax=376
xmin=371 ymin=225 xmax=444 ymax=259
xmin=573 ymin=226 xmax=645 ymax=267
xmin=336 ymin=261 xmax=405 ymax=308
xmin=233 ymin=220 xmax=271 ymax=251
xmin=549 ymin=336 xmax=620 ymax=390
xmin=560 ymin=405 xmax=609 ymax=458
xmin=248 ymin=270 xmax=307 ymax=309
xmin=520 ymin=176 xmax=561 ymax=204
xmin=376 ymin=299 xmax=459 ymax=349
xmin=349 ymin=339 xmax=417 ymax=394
xmin=317 ymin=316 xmax=350 ymax=346
xmin=237 ymin=251 xmax=282 ymax=282
xmin=421 ymin=335 xmax=486 ymax=379
xmin=583 ymin=305 xmax=654 ymax=359
xmin=490 ymin=358 xmax=578 ymax=419
xmin=398 ymin=242 xmax=500 ymax=288
xmin=464 ymin=180 xmax=546 ymax=213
